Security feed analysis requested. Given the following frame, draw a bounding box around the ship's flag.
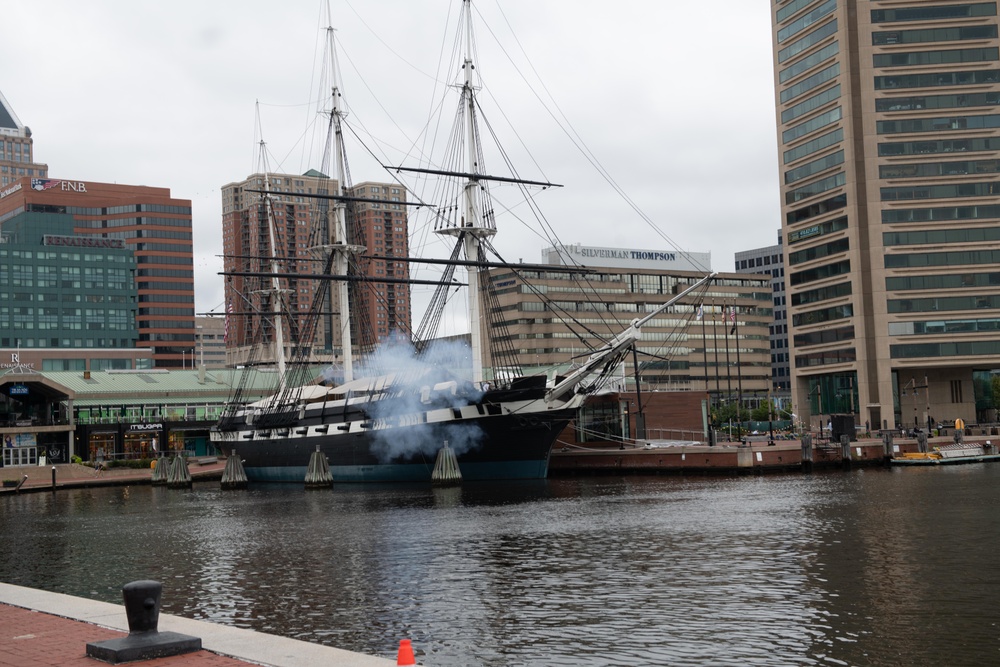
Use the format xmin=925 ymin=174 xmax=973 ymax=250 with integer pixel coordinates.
xmin=224 ymin=300 xmax=232 ymax=342
xmin=696 ymin=305 xmax=704 ymax=321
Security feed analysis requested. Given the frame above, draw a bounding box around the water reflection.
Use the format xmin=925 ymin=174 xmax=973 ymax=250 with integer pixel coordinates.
xmin=2 ymin=468 xmax=999 ymax=665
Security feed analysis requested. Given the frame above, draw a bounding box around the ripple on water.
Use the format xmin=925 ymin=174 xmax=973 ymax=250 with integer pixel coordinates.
xmin=3 ymin=469 xmax=1000 ymax=665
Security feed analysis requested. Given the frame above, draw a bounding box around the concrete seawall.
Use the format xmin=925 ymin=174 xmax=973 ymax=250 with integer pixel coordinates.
xmin=547 ymin=436 xmax=987 ymax=475
xmin=0 ymin=582 xmax=395 ymax=666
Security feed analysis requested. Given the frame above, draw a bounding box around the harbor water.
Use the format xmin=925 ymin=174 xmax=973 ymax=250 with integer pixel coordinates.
xmin=2 ymin=466 xmax=999 ymax=666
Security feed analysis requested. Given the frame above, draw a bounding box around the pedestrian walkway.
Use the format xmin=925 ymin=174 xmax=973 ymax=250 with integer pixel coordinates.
xmin=0 ymin=458 xmax=226 ymax=494
xmin=0 ymin=583 xmax=394 ymax=666
xmin=0 ymin=602 xmax=246 ymax=667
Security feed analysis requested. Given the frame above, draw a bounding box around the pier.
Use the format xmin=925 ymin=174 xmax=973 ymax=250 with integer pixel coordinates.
xmin=547 ymin=432 xmax=998 ymax=475
xmin=0 ymin=582 xmax=394 ymax=666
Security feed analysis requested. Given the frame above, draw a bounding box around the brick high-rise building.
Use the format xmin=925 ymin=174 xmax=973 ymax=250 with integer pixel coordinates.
xmin=221 ymin=171 xmax=410 ymax=371
xmin=771 ymin=1 xmax=1000 ymax=431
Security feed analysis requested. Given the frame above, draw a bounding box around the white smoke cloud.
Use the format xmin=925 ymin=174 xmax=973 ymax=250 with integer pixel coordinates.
xmin=352 ymin=335 xmax=488 ymax=464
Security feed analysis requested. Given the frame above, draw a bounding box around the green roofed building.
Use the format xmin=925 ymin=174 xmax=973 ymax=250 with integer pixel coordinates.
xmin=0 ymin=367 xmax=315 ymax=467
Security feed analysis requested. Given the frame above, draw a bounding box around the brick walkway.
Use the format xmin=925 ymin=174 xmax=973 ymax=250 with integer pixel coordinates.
xmin=1 ymin=459 xmax=225 ymax=494
xmin=0 ymin=603 xmax=253 ymax=667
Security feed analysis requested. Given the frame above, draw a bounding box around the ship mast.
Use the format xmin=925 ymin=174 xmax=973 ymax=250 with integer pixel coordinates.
xmin=319 ymin=24 xmax=364 ymax=383
xmin=260 ymin=146 xmax=287 ymax=387
xmin=436 ymin=0 xmax=496 ymax=384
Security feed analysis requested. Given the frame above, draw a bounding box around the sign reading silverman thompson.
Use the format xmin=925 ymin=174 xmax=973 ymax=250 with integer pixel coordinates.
xmin=541 ymin=243 xmax=711 ymax=271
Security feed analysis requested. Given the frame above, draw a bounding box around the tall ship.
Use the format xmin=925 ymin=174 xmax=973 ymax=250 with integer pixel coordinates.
xmin=210 ymin=1 xmax=715 ymax=483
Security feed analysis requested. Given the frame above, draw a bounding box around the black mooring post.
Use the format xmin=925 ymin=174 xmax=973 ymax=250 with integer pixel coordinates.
xmin=86 ymin=580 xmax=201 ymax=663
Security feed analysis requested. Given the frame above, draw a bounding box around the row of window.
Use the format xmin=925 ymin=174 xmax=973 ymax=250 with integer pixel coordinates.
xmin=878 ymin=113 xmax=1000 ymax=135
xmin=793 ymin=302 xmax=853 ymax=328
xmin=874 ymin=47 xmax=998 ymax=68
xmin=2 ymin=338 xmax=137 ymax=349
xmin=885 ymin=249 xmax=1000 ymax=269
xmin=787 ymin=193 xmax=847 ymax=225
xmin=889 ymin=318 xmax=1000 ymax=336
xmin=795 ymin=347 xmax=856 ymax=368
xmin=781 ymin=63 xmax=840 ymax=104
xmin=791 ymin=280 xmax=851 ymax=307
xmin=871 ymin=3 xmax=997 ymax=24
xmin=884 ymin=226 xmax=1000 ymax=246
xmin=877 ymin=91 xmax=1000 ymax=114
xmin=780 ymin=16 xmax=839 ymax=65
xmin=887 ymin=271 xmax=1000 ymax=291
xmin=786 ymin=171 xmax=845 ymax=204
xmin=882 ymin=204 xmax=1000 ymax=223
xmin=886 ymin=294 xmax=1000 ymax=313
xmin=782 ymin=84 xmax=841 ymax=124
xmin=880 ymin=158 xmax=1000 ymax=179
xmin=777 ymin=0 xmax=836 ymax=44
xmin=794 ymin=325 xmax=855 ymax=348
xmin=879 ymin=136 xmax=1000 ymax=158
xmin=780 ymin=41 xmax=839 ymax=84
xmin=788 ymin=237 xmax=849 ymax=265
xmin=783 ymin=106 xmax=841 ymax=144
xmin=790 ymin=259 xmax=850 ymax=287
xmin=892 ymin=340 xmax=1000 ymax=359
xmin=873 ymin=24 xmax=997 ymax=46
xmin=881 ymin=181 xmax=1000 ymax=201
xmin=735 ymin=254 xmax=782 ymax=270
xmin=876 ymin=68 xmax=1000 ymax=93
xmin=784 ymin=128 xmax=843 ymax=165
xmin=0 ymin=250 xmax=132 ymax=263
xmin=785 ymin=149 xmax=844 ymax=184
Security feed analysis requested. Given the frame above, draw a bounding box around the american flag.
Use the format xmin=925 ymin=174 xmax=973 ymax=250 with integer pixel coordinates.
xmin=31 ymin=178 xmax=62 ymax=191
xmin=224 ymin=301 xmax=232 ymax=342
xmin=729 ymin=307 xmax=737 ymax=335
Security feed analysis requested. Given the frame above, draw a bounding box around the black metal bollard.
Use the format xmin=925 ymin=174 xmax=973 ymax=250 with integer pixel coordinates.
xmin=86 ymin=580 xmax=200 ymax=663
xmin=123 ymin=580 xmax=162 ymax=633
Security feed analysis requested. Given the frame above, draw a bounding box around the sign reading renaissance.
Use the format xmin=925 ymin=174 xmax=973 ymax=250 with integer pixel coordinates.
xmin=43 ymin=235 xmax=126 ymax=249
xmin=542 ymin=244 xmax=711 ymax=271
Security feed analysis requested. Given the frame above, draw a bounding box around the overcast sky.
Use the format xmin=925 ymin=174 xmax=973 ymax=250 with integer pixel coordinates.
xmin=2 ymin=0 xmax=780 ymax=325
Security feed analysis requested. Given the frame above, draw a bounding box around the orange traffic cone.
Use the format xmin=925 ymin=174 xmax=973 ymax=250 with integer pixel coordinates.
xmin=396 ymin=638 xmax=416 ymax=666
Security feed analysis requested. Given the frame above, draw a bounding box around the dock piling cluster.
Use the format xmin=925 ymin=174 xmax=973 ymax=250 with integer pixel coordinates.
xmin=431 ymin=442 xmax=462 ymax=485
xmin=220 ymin=454 xmax=248 ymax=490
xmin=166 ymin=456 xmax=192 ymax=489
xmin=304 ymin=446 xmax=333 ymax=488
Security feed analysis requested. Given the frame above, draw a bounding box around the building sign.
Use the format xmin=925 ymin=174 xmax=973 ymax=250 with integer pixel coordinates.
xmin=128 ymin=423 xmax=163 ymax=432
xmin=30 ymin=178 xmax=87 ymax=193
xmin=44 ymin=235 xmax=126 ymax=249
xmin=542 ymin=244 xmax=712 ymax=272
xmin=9 ymin=384 xmax=28 ymax=396
xmin=0 ymin=182 xmax=22 ymax=199
xmin=0 ymin=352 xmax=35 ymax=371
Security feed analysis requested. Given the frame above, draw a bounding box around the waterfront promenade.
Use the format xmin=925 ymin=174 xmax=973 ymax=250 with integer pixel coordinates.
xmin=0 ymin=458 xmax=226 ymax=494
xmin=0 ymin=583 xmax=395 ymax=667
xmin=3 ymin=432 xmax=996 ymax=495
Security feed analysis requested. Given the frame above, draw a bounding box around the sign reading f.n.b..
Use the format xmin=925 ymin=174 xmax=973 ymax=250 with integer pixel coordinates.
xmin=31 ymin=179 xmax=87 ymax=193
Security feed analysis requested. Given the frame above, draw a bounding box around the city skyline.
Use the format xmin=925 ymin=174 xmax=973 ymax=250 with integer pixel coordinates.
xmin=0 ymin=1 xmax=780 ymax=326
